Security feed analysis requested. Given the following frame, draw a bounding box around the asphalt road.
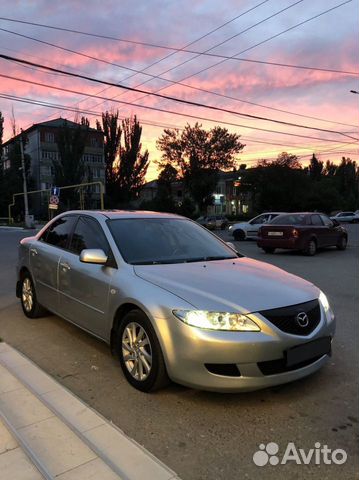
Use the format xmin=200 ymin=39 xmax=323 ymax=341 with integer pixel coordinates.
xmin=0 ymin=225 xmax=358 ymax=480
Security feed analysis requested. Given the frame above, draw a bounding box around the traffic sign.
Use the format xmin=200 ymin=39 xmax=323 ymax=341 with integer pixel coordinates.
xmin=51 ymin=186 xmax=60 ymax=197
xmin=48 ymin=204 xmax=58 ymax=210
xmin=49 ymin=195 xmax=59 ymax=205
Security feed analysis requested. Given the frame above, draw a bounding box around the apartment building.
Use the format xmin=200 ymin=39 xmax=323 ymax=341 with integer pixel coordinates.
xmin=2 ymin=118 xmax=105 ymax=212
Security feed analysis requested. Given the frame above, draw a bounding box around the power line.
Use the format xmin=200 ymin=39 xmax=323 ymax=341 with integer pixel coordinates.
xmin=1 ymin=9 xmax=356 ymax=129
xmin=2 ymin=54 xmax=357 ymax=142
xmin=87 ymin=0 xmax=356 ymax=129
xmin=1 ymin=71 xmax=356 ymax=145
xmin=129 ymin=1 xmax=354 ymax=105
xmin=0 ymin=93 xmax=184 ymax=131
xmin=33 ymin=2 xmax=271 ymax=128
xmin=0 ymin=9 xmax=356 ymax=75
xmin=3 ymin=92 xmax=347 ymax=152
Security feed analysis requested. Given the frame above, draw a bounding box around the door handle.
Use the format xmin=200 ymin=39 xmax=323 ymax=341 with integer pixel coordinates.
xmin=60 ymin=262 xmax=71 ymax=271
xmin=30 ymin=248 xmax=38 ymax=256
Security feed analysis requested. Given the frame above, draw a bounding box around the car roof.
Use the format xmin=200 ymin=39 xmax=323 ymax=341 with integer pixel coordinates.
xmin=61 ymin=210 xmax=184 ymax=220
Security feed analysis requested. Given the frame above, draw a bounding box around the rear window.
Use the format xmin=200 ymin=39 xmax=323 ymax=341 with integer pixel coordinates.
xmin=270 ymin=214 xmax=308 ymax=225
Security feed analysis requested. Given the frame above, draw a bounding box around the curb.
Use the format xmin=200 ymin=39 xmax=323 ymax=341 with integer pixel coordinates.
xmin=0 ymin=342 xmax=180 ymax=480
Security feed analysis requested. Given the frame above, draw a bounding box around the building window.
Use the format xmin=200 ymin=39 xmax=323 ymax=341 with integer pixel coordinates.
xmin=3 ymin=159 xmax=11 ymax=170
xmin=90 ymin=137 xmax=99 ymax=147
xmin=42 ymin=150 xmax=58 ymax=161
xmin=40 ymin=165 xmax=52 ymax=176
xmin=44 ymin=132 xmax=55 ymax=143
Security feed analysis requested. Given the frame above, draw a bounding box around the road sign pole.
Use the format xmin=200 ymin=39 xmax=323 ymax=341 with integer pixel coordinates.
xmin=20 ymin=130 xmax=31 ymax=228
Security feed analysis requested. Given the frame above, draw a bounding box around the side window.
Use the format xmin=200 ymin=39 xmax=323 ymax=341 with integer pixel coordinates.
xmin=41 ymin=216 xmax=77 ymax=249
xmin=311 ymin=214 xmax=323 ymax=226
xmin=320 ymin=215 xmax=333 ymax=227
xmin=251 ymin=215 xmax=266 ymax=225
xmin=70 ymin=217 xmax=110 ymax=255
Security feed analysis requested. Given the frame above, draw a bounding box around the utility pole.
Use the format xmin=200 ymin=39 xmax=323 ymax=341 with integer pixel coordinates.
xmin=19 ymin=129 xmax=31 ymax=228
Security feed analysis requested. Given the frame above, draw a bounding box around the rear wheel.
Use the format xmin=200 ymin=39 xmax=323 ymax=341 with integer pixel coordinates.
xmin=20 ymin=273 xmax=47 ymax=318
xmin=303 ymin=238 xmax=317 ymax=256
xmin=263 ymin=247 xmax=275 ymax=254
xmin=115 ymin=310 xmax=169 ymax=392
xmin=336 ymin=235 xmax=347 ymax=250
xmin=233 ymin=229 xmax=245 ymax=241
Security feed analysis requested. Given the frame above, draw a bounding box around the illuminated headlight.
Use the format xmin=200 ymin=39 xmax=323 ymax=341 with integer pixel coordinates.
xmin=173 ymin=310 xmax=261 ymax=331
xmin=319 ymin=291 xmax=330 ymax=313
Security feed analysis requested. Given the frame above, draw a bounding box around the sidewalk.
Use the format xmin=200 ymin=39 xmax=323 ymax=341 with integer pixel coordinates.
xmin=0 ymin=342 xmax=179 ymax=480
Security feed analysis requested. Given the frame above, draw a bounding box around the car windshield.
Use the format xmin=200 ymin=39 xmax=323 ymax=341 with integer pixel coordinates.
xmin=270 ymin=214 xmax=307 ymax=225
xmin=107 ymin=218 xmax=240 ymax=265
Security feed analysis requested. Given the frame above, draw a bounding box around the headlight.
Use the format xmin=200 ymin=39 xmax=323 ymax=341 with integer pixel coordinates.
xmin=319 ymin=291 xmax=330 ymax=313
xmin=173 ymin=310 xmax=261 ymax=331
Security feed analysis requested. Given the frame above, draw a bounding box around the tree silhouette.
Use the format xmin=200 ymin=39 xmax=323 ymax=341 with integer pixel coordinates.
xmin=116 ymin=116 xmax=149 ymax=203
xmin=157 ymin=123 xmax=244 ymax=213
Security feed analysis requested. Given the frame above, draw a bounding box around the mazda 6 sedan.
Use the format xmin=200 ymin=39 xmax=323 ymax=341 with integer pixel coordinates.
xmin=17 ymin=211 xmax=335 ymax=392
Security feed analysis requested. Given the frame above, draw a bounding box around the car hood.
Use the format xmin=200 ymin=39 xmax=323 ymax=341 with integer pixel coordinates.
xmin=134 ymin=257 xmax=319 ymax=313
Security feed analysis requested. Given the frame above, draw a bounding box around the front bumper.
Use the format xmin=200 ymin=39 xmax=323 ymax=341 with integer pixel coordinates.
xmin=154 ymin=306 xmax=335 ymax=392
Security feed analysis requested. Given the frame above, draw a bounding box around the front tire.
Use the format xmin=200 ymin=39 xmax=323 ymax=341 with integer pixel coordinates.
xmin=20 ymin=273 xmax=47 ymax=318
xmin=115 ymin=310 xmax=169 ymax=392
xmin=336 ymin=235 xmax=347 ymax=250
xmin=233 ymin=229 xmax=245 ymax=241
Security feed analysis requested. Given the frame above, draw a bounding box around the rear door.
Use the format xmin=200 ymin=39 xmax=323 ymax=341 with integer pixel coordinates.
xmin=58 ymin=216 xmax=116 ymax=338
xmin=310 ymin=214 xmax=326 ymax=246
xmin=30 ymin=215 xmax=77 ymax=311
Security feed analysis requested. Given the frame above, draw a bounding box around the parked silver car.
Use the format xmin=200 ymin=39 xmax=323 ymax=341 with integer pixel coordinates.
xmin=17 ymin=211 xmax=335 ymax=392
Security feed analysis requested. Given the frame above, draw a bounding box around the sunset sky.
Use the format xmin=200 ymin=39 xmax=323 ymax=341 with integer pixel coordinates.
xmin=0 ymin=0 xmax=358 ymax=180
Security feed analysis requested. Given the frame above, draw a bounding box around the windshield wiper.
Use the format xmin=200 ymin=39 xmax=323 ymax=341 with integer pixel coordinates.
xmin=185 ymin=256 xmax=237 ymax=263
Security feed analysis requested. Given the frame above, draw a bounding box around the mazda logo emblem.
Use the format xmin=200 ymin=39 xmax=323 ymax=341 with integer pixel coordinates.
xmin=296 ymin=312 xmax=309 ymax=328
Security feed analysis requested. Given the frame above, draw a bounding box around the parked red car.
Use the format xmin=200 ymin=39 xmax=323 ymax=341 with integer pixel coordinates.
xmin=257 ymin=213 xmax=348 ymax=256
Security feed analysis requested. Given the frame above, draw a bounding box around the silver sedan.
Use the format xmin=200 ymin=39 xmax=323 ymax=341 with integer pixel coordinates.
xmin=17 ymin=211 xmax=335 ymax=392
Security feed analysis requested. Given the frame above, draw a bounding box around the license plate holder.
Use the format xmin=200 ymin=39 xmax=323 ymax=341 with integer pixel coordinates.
xmin=286 ymin=337 xmax=331 ymax=368
xmin=268 ymin=231 xmax=283 ymax=236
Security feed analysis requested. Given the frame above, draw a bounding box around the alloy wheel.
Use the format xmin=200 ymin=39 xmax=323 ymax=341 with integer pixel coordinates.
xmin=122 ymin=322 xmax=152 ymax=381
xmin=22 ymin=278 xmax=33 ymax=312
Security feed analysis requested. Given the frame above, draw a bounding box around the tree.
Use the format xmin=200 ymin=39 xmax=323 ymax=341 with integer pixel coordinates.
xmin=157 ymin=163 xmax=178 ymax=196
xmin=0 ymin=133 xmax=33 ymax=218
xmin=96 ymin=111 xmax=122 ymax=197
xmin=116 ymin=115 xmax=149 ymax=204
xmin=249 ymin=153 xmax=308 ymax=212
xmin=157 ymin=123 xmax=244 ymax=213
xmin=54 ymin=119 xmax=90 ymax=208
xmin=309 ymin=154 xmax=323 ymax=181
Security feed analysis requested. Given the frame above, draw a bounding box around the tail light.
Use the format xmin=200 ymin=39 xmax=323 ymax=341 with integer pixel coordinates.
xmin=292 ymin=228 xmax=299 ymax=238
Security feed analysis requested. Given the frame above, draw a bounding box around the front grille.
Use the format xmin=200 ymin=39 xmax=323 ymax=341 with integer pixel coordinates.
xmin=260 ymin=299 xmax=321 ymax=336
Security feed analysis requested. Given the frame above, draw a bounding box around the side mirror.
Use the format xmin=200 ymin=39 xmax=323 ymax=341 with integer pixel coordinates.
xmin=332 ymin=219 xmax=340 ymax=227
xmin=80 ymin=249 xmax=108 ymax=265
